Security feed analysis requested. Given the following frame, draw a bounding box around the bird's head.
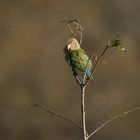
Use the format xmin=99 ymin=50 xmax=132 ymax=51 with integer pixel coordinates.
xmin=66 ymin=38 xmax=80 ymax=52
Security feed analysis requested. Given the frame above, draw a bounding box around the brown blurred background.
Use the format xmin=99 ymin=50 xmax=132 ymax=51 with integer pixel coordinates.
xmin=0 ymin=0 xmax=140 ymax=140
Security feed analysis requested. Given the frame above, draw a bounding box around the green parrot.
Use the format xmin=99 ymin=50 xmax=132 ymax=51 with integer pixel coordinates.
xmin=64 ymin=38 xmax=93 ymax=80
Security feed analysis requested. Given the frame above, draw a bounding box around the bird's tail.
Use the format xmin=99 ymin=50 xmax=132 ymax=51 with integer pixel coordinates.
xmin=86 ymin=69 xmax=96 ymax=82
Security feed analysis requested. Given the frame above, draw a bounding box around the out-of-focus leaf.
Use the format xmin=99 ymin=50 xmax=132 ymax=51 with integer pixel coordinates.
xmin=108 ymin=36 xmax=126 ymax=52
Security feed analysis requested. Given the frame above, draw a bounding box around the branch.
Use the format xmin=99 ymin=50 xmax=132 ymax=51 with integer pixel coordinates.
xmin=72 ymin=70 xmax=83 ymax=86
xmin=81 ymin=86 xmax=88 ymax=140
xmin=92 ymin=45 xmax=109 ymax=75
xmin=76 ymin=19 xmax=83 ymax=45
xmin=85 ymin=45 xmax=109 ymax=86
xmin=34 ymin=104 xmax=82 ymax=129
xmin=62 ymin=18 xmax=84 ymax=45
xmin=87 ymin=106 xmax=140 ymax=139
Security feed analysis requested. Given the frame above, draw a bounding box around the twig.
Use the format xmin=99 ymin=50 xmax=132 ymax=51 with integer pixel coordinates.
xmin=62 ymin=18 xmax=84 ymax=45
xmin=67 ymin=23 xmax=75 ymax=35
xmin=85 ymin=45 xmax=109 ymax=86
xmin=72 ymin=64 xmax=88 ymax=140
xmin=72 ymin=70 xmax=83 ymax=86
xmin=33 ymin=104 xmax=82 ymax=129
xmin=76 ymin=19 xmax=83 ymax=45
xmin=81 ymin=86 xmax=88 ymax=140
xmin=74 ymin=75 xmax=83 ymax=86
xmin=92 ymin=45 xmax=109 ymax=75
xmin=87 ymin=106 xmax=140 ymax=139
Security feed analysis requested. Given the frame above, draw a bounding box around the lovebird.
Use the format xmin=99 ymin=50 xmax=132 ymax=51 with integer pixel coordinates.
xmin=64 ymin=38 xmax=93 ymax=80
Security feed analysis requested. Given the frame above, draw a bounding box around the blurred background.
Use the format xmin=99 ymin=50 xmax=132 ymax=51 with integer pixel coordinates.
xmin=0 ymin=0 xmax=140 ymax=140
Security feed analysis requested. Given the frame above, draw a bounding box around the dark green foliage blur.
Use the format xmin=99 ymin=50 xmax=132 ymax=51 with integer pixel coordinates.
xmin=0 ymin=0 xmax=140 ymax=140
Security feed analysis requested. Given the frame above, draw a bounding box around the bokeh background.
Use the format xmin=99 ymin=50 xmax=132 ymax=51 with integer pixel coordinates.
xmin=0 ymin=0 xmax=140 ymax=140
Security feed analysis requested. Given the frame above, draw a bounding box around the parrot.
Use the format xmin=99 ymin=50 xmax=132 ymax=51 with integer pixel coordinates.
xmin=64 ymin=38 xmax=93 ymax=80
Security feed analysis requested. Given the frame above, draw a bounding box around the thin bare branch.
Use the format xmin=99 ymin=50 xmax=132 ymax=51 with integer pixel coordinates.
xmin=34 ymin=104 xmax=82 ymax=129
xmin=72 ymin=70 xmax=83 ymax=86
xmin=92 ymin=46 xmax=109 ymax=74
xmin=81 ymin=86 xmax=88 ymax=140
xmin=62 ymin=18 xmax=84 ymax=45
xmin=76 ymin=19 xmax=83 ymax=45
xmin=67 ymin=23 xmax=75 ymax=35
xmin=85 ymin=45 xmax=109 ymax=86
xmin=87 ymin=106 xmax=140 ymax=139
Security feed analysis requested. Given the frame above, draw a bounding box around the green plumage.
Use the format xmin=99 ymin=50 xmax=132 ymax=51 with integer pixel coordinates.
xmin=64 ymin=38 xmax=93 ymax=80
xmin=68 ymin=49 xmax=92 ymax=72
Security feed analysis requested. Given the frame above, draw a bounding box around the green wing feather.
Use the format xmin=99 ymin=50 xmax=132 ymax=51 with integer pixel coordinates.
xmin=69 ymin=49 xmax=92 ymax=72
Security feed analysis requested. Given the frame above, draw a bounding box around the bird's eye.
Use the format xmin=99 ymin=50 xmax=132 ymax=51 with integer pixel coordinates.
xmin=72 ymin=42 xmax=75 ymax=45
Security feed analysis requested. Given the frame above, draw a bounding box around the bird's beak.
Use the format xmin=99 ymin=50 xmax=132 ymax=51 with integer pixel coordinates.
xmin=67 ymin=44 xmax=71 ymax=51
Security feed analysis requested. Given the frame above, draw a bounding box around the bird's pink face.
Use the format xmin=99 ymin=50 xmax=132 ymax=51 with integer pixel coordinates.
xmin=67 ymin=40 xmax=79 ymax=52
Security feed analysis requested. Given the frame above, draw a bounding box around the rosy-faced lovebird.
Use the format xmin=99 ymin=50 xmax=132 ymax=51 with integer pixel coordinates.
xmin=64 ymin=38 xmax=93 ymax=80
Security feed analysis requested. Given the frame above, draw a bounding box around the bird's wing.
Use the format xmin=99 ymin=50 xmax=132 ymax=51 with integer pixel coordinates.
xmin=69 ymin=49 xmax=92 ymax=72
xmin=78 ymin=49 xmax=92 ymax=68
